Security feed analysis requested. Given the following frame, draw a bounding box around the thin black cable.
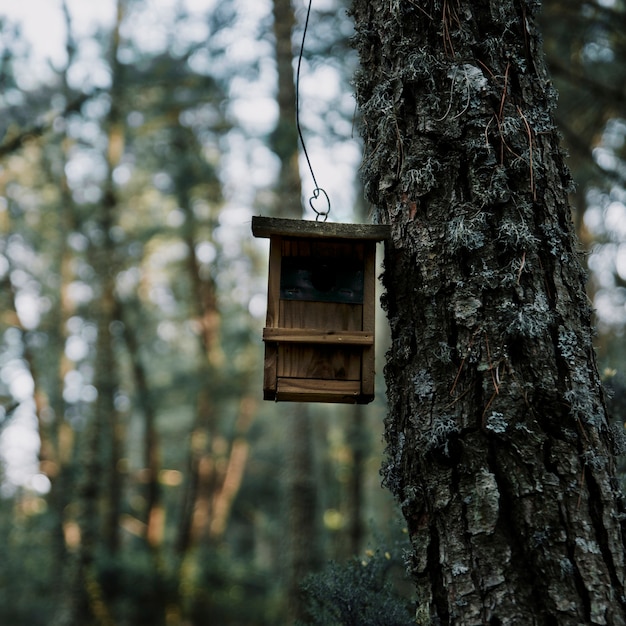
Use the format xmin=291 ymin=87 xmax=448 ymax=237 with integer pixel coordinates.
xmin=295 ymin=0 xmax=330 ymax=220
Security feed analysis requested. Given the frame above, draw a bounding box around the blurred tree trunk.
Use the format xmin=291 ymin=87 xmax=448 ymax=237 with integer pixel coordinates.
xmin=172 ymin=124 xmax=257 ymax=548
xmin=285 ymin=410 xmax=319 ymax=621
xmin=98 ymin=0 xmax=125 ymax=557
xmin=351 ymin=0 xmax=626 ymax=623
xmin=115 ymin=298 xmax=162 ymax=549
xmin=271 ymin=0 xmax=302 ymax=211
xmin=173 ymin=126 xmax=223 ymax=558
xmin=272 ymin=0 xmax=321 ymax=622
xmin=53 ymin=3 xmax=125 ymax=624
xmin=208 ymin=395 xmax=257 ymax=539
xmin=40 ymin=131 xmax=78 ymax=578
xmin=345 ymin=404 xmax=366 ymax=556
xmin=344 ymin=188 xmax=371 ymax=558
xmin=20 ymin=0 xmax=80 ymax=580
xmin=170 ymin=118 xmax=258 ymax=621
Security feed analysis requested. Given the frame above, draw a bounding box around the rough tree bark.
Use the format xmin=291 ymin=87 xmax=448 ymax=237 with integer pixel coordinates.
xmin=351 ymin=1 xmax=626 ymax=624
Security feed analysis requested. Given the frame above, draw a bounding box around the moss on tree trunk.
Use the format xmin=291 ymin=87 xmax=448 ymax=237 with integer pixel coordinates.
xmin=351 ymin=0 xmax=626 ymax=623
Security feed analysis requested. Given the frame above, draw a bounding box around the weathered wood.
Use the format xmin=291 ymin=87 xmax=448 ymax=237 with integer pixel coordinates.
xmin=252 ymin=216 xmax=390 ymax=241
xmin=361 ymin=242 xmax=376 ymax=397
xmin=275 ymin=378 xmax=369 ymax=403
xmin=352 ymin=0 xmax=626 ymax=621
xmin=262 ymin=342 xmax=278 ymax=400
xmin=255 ymin=217 xmax=384 ymax=403
xmin=279 ymin=301 xmax=362 ymax=334
xmin=266 ymin=237 xmax=282 ymax=329
xmin=263 ymin=328 xmax=374 ymax=345
xmin=263 ymin=237 xmax=282 ymax=396
xmin=278 ymin=342 xmax=361 ymax=379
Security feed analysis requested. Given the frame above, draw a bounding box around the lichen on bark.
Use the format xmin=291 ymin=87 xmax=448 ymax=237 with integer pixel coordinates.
xmin=350 ymin=0 xmax=626 ymax=623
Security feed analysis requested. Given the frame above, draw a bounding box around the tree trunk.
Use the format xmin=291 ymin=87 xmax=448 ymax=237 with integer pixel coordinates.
xmin=285 ymin=411 xmax=320 ymax=622
xmin=271 ymin=0 xmax=302 ymax=212
xmin=351 ymin=1 xmax=626 ymax=624
xmin=346 ymin=404 xmax=366 ymax=557
xmin=174 ymin=243 xmax=222 ymax=572
xmin=98 ymin=0 xmax=126 ymax=556
xmin=175 ymin=185 xmax=221 ymax=555
xmin=272 ymin=0 xmax=321 ymax=621
xmin=116 ymin=297 xmax=162 ymax=549
xmin=52 ymin=4 xmax=125 ymax=624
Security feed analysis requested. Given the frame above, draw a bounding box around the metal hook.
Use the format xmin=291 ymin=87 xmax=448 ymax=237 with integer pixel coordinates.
xmin=309 ymin=187 xmax=330 ymax=221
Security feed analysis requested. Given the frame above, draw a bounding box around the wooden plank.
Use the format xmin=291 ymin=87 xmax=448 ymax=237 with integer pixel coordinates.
xmin=252 ymin=216 xmax=390 ymax=241
xmin=265 ymin=237 xmax=282 ymax=329
xmin=283 ymin=238 xmax=311 ymax=257
xmin=280 ymin=301 xmax=362 ymax=332
xmin=361 ymin=241 xmax=377 ymax=397
xmin=277 ymin=344 xmax=361 ymax=380
xmin=362 ymin=242 xmax=376 ymax=333
xmin=276 ymin=378 xmax=373 ymax=404
xmin=262 ymin=345 xmax=277 ymax=400
xmin=311 ymin=239 xmax=364 ymax=260
xmin=263 ymin=328 xmax=374 ymax=345
xmin=262 ymin=237 xmax=281 ymax=400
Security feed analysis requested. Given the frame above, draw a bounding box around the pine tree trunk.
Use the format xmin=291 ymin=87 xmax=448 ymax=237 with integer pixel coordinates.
xmin=175 ymin=178 xmax=221 ymax=554
xmin=285 ymin=411 xmax=320 ymax=621
xmin=116 ymin=298 xmax=162 ymax=548
xmin=346 ymin=404 xmax=366 ymax=557
xmin=53 ymin=4 xmax=125 ymax=623
xmin=99 ymin=0 xmax=125 ymax=555
xmin=272 ymin=0 xmax=302 ymax=212
xmin=351 ymin=1 xmax=626 ymax=624
xmin=272 ymin=0 xmax=321 ymax=621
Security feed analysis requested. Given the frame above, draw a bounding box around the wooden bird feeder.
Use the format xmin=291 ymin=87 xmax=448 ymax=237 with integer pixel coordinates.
xmin=252 ymin=216 xmax=390 ymax=403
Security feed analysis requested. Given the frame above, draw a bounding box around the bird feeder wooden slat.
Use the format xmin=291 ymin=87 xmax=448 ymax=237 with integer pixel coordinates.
xmin=252 ymin=216 xmax=390 ymax=404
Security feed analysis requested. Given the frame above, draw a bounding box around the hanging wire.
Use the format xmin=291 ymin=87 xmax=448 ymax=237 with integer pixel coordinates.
xmin=296 ymin=0 xmax=331 ymax=221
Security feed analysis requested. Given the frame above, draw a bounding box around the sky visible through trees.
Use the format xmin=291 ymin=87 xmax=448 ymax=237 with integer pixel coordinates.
xmin=0 ymin=0 xmax=363 ymax=491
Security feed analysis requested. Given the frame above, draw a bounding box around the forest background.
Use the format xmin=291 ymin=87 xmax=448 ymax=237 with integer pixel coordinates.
xmin=1 ymin=0 xmax=626 ymax=624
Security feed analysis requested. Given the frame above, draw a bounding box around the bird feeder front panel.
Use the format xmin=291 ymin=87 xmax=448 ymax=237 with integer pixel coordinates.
xmin=252 ymin=217 xmax=390 ymax=404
